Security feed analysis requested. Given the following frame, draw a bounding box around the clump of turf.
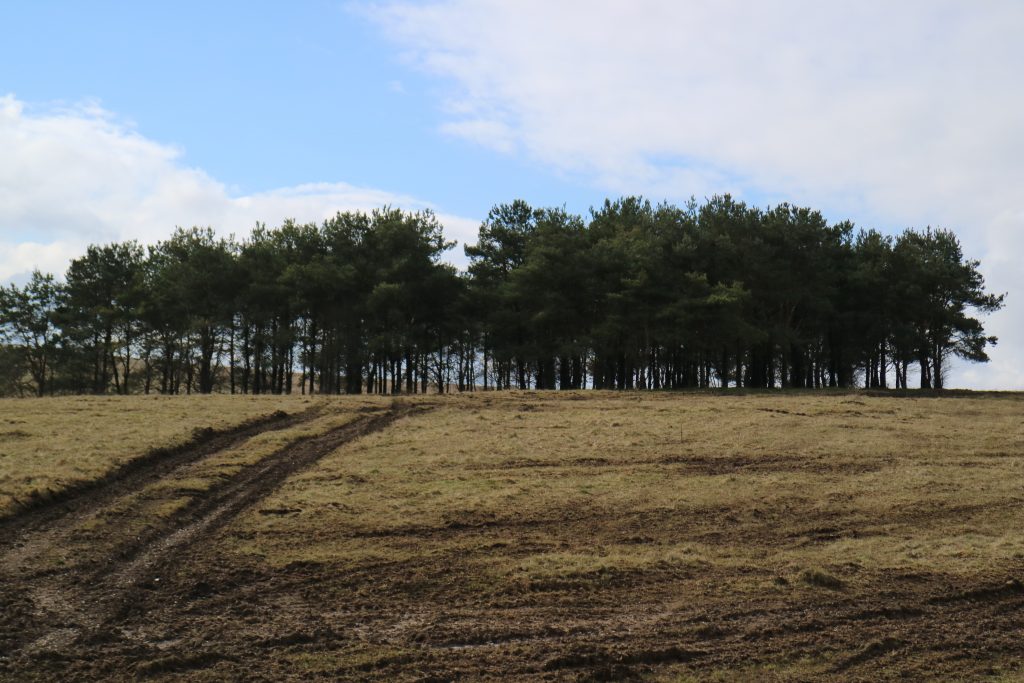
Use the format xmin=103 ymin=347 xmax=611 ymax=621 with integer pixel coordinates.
xmin=800 ymin=568 xmax=845 ymax=590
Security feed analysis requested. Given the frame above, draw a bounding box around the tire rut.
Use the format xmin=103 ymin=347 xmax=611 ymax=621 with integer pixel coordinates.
xmin=0 ymin=405 xmax=325 ymax=591
xmin=1 ymin=401 xmax=420 ymax=664
xmin=102 ymin=402 xmax=418 ymax=598
xmin=0 ymin=404 xmax=322 ymax=541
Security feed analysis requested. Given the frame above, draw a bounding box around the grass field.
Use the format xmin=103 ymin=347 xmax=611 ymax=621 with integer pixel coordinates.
xmin=2 ymin=391 xmax=1023 ymax=680
xmin=0 ymin=394 xmax=381 ymax=517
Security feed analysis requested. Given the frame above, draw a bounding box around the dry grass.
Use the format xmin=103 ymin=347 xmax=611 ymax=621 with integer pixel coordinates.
xmin=71 ymin=407 xmax=387 ymax=546
xmin=5 ymin=390 xmax=1024 ymax=679
xmin=235 ymin=391 xmax=1024 ymax=579
xmin=0 ymin=394 xmax=378 ymax=517
xmin=221 ymin=390 xmax=1024 ymax=678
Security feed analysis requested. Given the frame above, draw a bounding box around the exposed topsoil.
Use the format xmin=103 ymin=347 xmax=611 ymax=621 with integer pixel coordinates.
xmin=1 ymin=391 xmax=1022 ymax=681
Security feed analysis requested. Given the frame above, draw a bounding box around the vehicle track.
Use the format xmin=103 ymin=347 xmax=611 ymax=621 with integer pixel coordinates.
xmin=0 ymin=400 xmax=421 ymax=673
xmin=3 ymin=393 xmax=1021 ymax=681
xmin=0 ymin=405 xmax=321 ymax=540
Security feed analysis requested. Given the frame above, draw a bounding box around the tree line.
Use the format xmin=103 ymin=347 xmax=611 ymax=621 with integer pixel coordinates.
xmin=0 ymin=196 xmax=1004 ymax=397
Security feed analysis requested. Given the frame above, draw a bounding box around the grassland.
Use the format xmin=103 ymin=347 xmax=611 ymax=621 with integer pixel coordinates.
xmin=0 ymin=394 xmax=379 ymax=517
xmin=2 ymin=391 xmax=1023 ymax=680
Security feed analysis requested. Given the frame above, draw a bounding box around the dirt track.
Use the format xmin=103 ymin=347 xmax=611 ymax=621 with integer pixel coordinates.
xmin=1 ymin=393 xmax=1023 ymax=681
xmin=0 ymin=401 xmax=416 ymax=680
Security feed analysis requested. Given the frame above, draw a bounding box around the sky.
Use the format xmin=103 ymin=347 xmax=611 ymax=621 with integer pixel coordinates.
xmin=1 ymin=1 xmax=1022 ymax=389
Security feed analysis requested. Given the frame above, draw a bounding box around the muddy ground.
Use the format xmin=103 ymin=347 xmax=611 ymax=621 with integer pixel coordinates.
xmin=1 ymin=393 xmax=1022 ymax=681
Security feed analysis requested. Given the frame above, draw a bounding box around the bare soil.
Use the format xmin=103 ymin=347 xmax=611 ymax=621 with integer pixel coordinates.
xmin=0 ymin=401 xmax=419 ymax=680
xmin=1 ymin=392 xmax=1022 ymax=681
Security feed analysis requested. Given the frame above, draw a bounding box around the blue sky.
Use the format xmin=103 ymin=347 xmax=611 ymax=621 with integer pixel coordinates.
xmin=0 ymin=1 xmax=597 ymax=221
xmin=2 ymin=1 xmax=1023 ymax=388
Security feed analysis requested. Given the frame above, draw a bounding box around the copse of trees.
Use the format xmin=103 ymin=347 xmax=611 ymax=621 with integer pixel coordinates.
xmin=0 ymin=197 xmax=1004 ymax=397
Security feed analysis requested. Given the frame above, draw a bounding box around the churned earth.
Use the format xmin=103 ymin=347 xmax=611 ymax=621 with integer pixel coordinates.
xmin=1 ymin=391 xmax=1023 ymax=681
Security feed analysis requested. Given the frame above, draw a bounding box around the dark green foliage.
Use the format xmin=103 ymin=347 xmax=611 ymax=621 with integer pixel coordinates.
xmin=0 ymin=271 xmax=60 ymax=396
xmin=0 ymin=198 xmax=1005 ymax=395
xmin=59 ymin=241 xmax=146 ymax=394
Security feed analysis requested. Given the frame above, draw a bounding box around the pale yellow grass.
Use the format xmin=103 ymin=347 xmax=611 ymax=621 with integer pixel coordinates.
xmin=72 ymin=404 xmax=386 ymax=544
xmin=0 ymin=394 xmax=376 ymax=517
xmin=232 ymin=391 xmax=1024 ymax=595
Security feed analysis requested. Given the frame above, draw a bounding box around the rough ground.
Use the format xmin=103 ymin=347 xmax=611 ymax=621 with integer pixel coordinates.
xmin=0 ymin=393 xmax=353 ymax=516
xmin=1 ymin=392 xmax=1022 ymax=681
xmin=0 ymin=400 xmax=413 ymax=680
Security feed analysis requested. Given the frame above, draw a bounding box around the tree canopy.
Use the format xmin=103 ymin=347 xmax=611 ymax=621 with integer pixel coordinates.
xmin=0 ymin=197 xmax=1004 ymax=396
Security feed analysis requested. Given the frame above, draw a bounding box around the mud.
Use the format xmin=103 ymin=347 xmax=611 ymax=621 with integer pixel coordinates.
xmin=1 ymin=396 xmax=1022 ymax=681
xmin=0 ymin=402 xmax=418 ymax=680
xmin=0 ymin=406 xmax=319 ymax=530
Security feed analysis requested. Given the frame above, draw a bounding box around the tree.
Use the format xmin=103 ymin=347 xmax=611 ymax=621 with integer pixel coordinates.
xmin=465 ymin=200 xmax=539 ymax=389
xmin=894 ymin=228 xmax=1004 ymax=388
xmin=509 ymin=207 xmax=592 ymax=389
xmin=60 ymin=242 xmax=146 ymax=394
xmin=0 ymin=271 xmax=61 ymax=396
xmin=149 ymin=228 xmax=238 ymax=394
xmin=0 ymin=200 xmax=1004 ymax=396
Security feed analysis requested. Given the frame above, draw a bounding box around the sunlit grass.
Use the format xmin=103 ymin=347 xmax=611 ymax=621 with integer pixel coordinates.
xmin=0 ymin=393 xmax=382 ymax=517
xmin=231 ymin=390 xmax=1024 ymax=604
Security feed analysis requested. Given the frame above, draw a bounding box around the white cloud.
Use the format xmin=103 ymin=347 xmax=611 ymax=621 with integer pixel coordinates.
xmin=439 ymin=118 xmax=516 ymax=153
xmin=0 ymin=241 xmax=84 ymax=282
xmin=368 ymin=0 xmax=1024 ymax=389
xmin=0 ymin=94 xmax=478 ymax=284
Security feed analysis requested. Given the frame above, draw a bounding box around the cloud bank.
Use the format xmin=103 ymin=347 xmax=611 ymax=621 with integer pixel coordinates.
xmin=0 ymin=94 xmax=479 ymax=283
xmin=368 ymin=0 xmax=1024 ymax=389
